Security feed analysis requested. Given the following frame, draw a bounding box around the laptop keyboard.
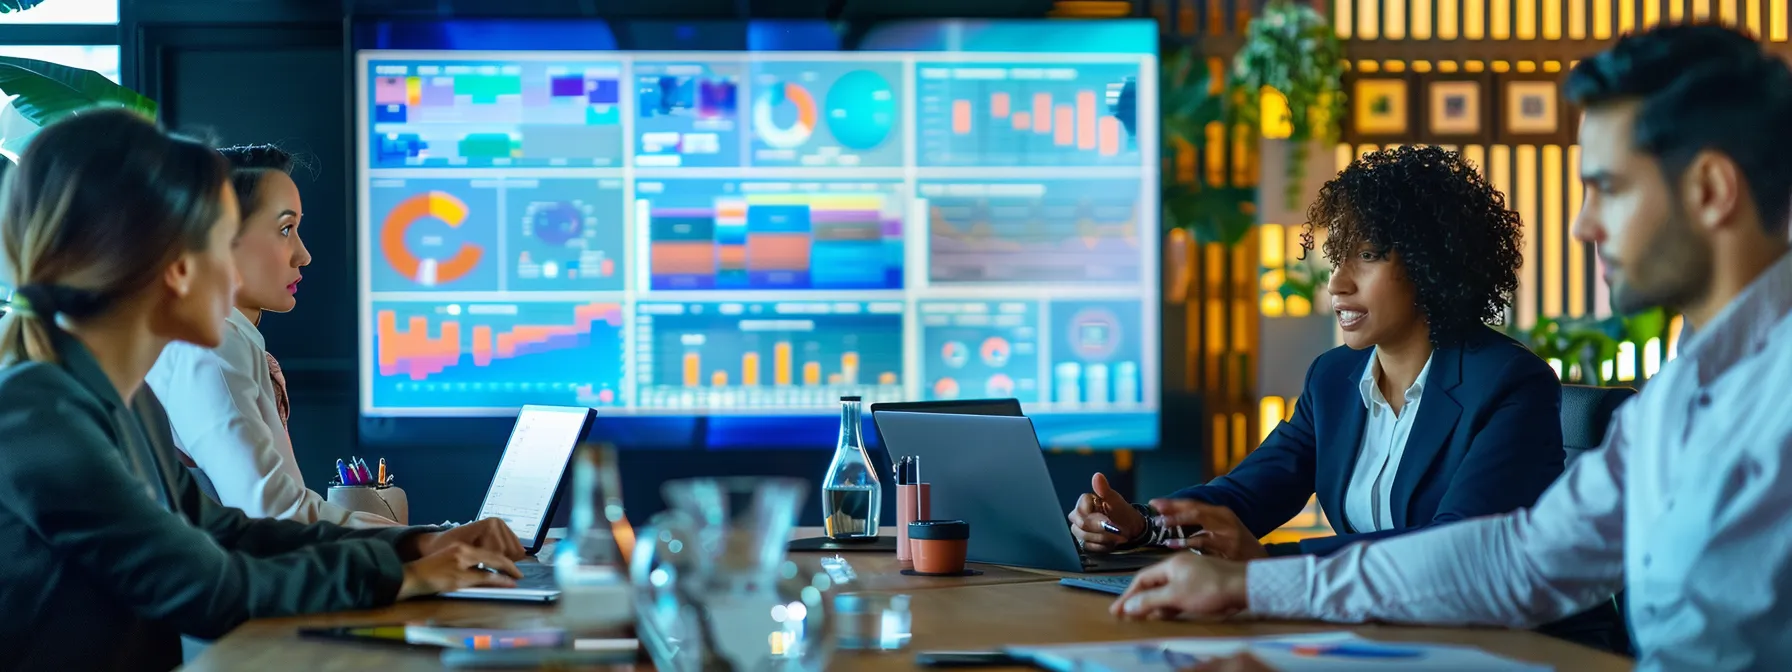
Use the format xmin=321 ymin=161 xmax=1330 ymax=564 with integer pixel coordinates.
xmin=1059 ymin=575 xmax=1134 ymax=595
xmin=514 ymin=562 xmax=557 ymax=589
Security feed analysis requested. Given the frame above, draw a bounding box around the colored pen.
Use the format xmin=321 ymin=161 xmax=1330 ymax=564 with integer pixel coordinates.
xmin=356 ymin=458 xmax=374 ymax=484
xmin=377 ymin=458 xmax=387 ymax=486
xmin=337 ymin=459 xmax=355 ymax=485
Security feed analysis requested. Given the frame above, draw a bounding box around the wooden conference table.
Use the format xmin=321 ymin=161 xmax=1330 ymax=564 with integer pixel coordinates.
xmin=185 ymin=530 xmax=1635 ymax=671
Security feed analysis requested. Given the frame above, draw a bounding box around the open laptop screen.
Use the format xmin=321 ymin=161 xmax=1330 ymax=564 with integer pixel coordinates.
xmin=475 ymin=405 xmax=594 ymax=551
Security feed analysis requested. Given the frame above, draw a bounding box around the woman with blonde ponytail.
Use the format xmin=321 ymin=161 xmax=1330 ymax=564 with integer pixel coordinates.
xmin=0 ymin=109 xmax=526 ymax=672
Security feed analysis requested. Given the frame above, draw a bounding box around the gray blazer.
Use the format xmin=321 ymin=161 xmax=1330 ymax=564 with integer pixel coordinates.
xmin=0 ymin=332 xmax=420 ymax=671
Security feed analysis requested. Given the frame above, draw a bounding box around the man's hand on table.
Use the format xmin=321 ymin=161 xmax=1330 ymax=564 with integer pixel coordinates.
xmin=1111 ymin=553 xmax=1250 ymax=621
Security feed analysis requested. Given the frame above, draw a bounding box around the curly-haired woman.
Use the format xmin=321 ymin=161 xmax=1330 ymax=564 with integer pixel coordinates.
xmin=1071 ymin=144 xmax=1563 ymax=558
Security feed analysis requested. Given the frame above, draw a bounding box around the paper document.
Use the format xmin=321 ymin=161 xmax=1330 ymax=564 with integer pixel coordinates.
xmin=1008 ymin=631 xmax=1551 ymax=672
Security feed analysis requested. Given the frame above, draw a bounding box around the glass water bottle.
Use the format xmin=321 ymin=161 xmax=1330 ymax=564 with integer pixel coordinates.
xmin=822 ymin=396 xmax=882 ymax=540
xmin=555 ymin=443 xmax=635 ymax=632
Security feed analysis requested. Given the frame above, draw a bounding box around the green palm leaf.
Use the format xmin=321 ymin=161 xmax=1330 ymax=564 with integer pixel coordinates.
xmin=0 ymin=56 xmax=156 ymax=126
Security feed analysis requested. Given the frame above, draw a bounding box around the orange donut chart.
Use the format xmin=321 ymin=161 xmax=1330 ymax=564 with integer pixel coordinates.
xmin=380 ymin=191 xmax=483 ymax=286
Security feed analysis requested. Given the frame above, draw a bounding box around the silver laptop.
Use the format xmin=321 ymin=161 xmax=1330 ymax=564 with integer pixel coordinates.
xmin=869 ymin=410 xmax=1167 ymax=574
xmin=443 ymin=404 xmax=594 ymax=601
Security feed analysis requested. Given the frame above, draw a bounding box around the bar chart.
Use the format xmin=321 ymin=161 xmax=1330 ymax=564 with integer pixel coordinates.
xmin=633 ymin=300 xmax=905 ymax=409
xmin=915 ymin=62 xmax=1140 ymax=167
xmin=371 ymin=300 xmax=626 ymax=409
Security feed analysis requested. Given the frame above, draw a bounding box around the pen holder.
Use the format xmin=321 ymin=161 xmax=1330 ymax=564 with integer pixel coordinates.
xmin=895 ymin=483 xmax=931 ymax=568
xmin=908 ymin=520 xmax=969 ymax=575
xmin=327 ymin=484 xmax=409 ymax=525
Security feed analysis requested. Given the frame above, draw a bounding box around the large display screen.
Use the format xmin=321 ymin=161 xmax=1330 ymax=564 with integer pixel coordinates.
xmin=354 ymin=19 xmax=1159 ymax=448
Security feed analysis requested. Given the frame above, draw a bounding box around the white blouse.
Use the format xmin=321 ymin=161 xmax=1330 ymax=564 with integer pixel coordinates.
xmin=146 ymin=309 xmax=397 ymax=527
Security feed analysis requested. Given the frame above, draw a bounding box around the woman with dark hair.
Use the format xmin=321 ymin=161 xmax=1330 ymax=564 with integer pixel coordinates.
xmin=1069 ymin=145 xmax=1621 ymax=649
xmin=0 ymin=110 xmax=524 ymax=671
xmin=145 ymin=144 xmax=395 ymax=526
xmin=1071 ymin=144 xmax=1560 ymax=559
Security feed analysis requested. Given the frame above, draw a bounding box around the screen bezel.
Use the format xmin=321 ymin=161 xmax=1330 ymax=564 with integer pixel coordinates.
xmin=474 ymin=404 xmax=596 ymax=554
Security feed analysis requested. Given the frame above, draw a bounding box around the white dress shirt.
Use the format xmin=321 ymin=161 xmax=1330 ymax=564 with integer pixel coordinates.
xmin=147 ymin=309 xmax=398 ymax=527
xmin=1247 ymin=251 xmax=1792 ymax=671
xmin=1342 ymin=351 xmax=1433 ymax=533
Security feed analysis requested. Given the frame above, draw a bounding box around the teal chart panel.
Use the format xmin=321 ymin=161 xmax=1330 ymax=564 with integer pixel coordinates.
xmin=747 ymin=61 xmax=904 ymax=168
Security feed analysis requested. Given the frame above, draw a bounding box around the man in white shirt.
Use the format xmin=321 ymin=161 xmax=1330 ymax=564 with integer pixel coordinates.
xmin=1113 ymin=25 xmax=1792 ymax=671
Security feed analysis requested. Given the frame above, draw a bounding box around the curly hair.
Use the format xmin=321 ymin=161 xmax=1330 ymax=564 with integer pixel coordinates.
xmin=1303 ymin=145 xmax=1523 ymax=345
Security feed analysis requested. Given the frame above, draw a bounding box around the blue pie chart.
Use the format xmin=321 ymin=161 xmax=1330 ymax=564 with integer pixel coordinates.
xmin=824 ymin=70 xmax=896 ymax=150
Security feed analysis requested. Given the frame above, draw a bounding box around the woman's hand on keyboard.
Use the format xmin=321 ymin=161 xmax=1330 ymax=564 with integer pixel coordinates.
xmin=398 ymin=542 xmax=522 ymax=600
xmin=401 ymin=518 xmax=527 ymax=561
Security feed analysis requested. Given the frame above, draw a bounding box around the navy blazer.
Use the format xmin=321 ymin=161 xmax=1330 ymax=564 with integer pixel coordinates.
xmin=1171 ymin=325 xmax=1566 ymax=557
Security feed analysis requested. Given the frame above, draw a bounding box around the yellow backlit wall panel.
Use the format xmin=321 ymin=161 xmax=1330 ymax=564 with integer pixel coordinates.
xmin=1544 ymin=0 xmax=1564 ymax=37
xmin=1569 ymin=145 xmax=1588 ymax=317
xmin=1572 ymin=0 xmax=1590 ymax=37
xmin=1387 ymin=0 xmax=1408 ymax=38
xmin=1773 ymin=0 xmax=1788 ymax=41
xmin=1646 ymin=0 xmax=1664 ymax=26
xmin=1337 ymin=0 xmax=1355 ymax=37
xmin=1596 ymin=0 xmax=1615 ymax=38
xmin=1360 ymin=0 xmax=1381 ymax=38
xmin=1722 ymin=0 xmax=1740 ymax=24
xmin=1260 ymin=397 xmax=1285 ymax=442
xmin=1543 ymin=145 xmax=1564 ymax=317
xmin=1414 ymin=0 xmax=1435 ymax=39
xmin=1747 ymin=0 xmax=1763 ymax=34
xmin=1494 ymin=0 xmax=1513 ymax=38
xmin=1621 ymin=0 xmax=1638 ymax=31
xmin=1518 ymin=0 xmax=1537 ymax=38
xmin=1441 ymin=0 xmax=1461 ymax=38
xmin=1515 ymin=145 xmax=1539 ymax=327
xmin=1466 ymin=0 xmax=1487 ymax=38
xmin=1695 ymin=0 xmax=1713 ymax=20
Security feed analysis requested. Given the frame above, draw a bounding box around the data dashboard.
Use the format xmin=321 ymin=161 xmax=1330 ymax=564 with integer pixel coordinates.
xmin=356 ymin=21 xmax=1159 ymax=448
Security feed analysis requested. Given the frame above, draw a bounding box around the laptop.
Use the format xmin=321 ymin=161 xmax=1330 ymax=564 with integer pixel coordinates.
xmin=441 ymin=404 xmax=594 ymax=602
xmin=869 ymin=410 xmax=1167 ymax=574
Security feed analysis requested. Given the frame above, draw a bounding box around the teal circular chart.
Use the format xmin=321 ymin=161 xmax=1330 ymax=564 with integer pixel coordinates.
xmin=824 ymin=69 xmax=896 ymax=151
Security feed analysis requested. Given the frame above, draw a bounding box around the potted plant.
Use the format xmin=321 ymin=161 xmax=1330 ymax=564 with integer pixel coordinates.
xmin=1157 ymin=45 xmax=1257 ymax=247
xmin=1277 ymin=256 xmax=1333 ymax=314
xmin=0 ymin=56 xmax=156 ymax=162
xmin=1506 ymin=306 xmax=1673 ymax=387
xmin=1226 ymin=0 xmax=1347 ymax=210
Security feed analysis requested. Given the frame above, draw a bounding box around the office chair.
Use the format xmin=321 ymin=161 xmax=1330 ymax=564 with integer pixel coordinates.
xmin=1560 ymin=384 xmax=1637 ymax=466
xmin=1558 ymin=383 xmax=1639 ymax=657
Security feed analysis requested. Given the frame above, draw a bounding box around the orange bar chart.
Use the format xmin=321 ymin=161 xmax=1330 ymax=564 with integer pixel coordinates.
xmin=1076 ymin=91 xmax=1098 ymax=150
xmin=1097 ymin=117 xmax=1121 ymax=157
xmin=683 ymin=352 xmax=701 ymax=387
xmin=742 ymin=352 xmax=761 ymax=386
xmin=1011 ymin=111 xmax=1031 ymax=130
xmin=991 ymin=92 xmax=1010 ymax=118
xmin=1032 ymin=93 xmax=1052 ymax=133
xmin=774 ymin=342 xmax=793 ymax=386
xmin=952 ymin=100 xmax=973 ymax=134
xmin=841 ymin=352 xmax=860 ymax=385
xmin=803 ymin=362 xmax=822 ymax=386
xmin=1053 ymin=105 xmax=1075 ymax=146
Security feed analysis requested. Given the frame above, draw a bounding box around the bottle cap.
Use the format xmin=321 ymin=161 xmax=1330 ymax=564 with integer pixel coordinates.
xmin=840 ymin=395 xmax=862 ymax=401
